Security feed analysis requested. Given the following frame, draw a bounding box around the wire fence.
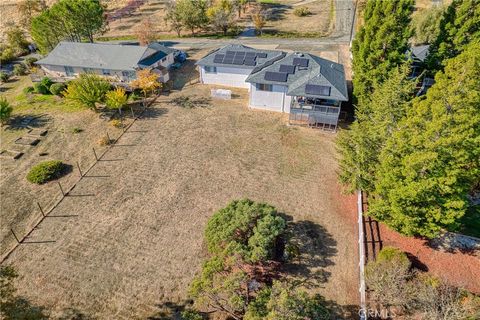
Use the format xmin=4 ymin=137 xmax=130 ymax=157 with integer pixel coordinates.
xmin=1 ymin=95 xmax=160 ymax=264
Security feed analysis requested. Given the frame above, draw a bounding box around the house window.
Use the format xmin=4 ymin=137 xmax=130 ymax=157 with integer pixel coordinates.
xmin=204 ymin=66 xmax=217 ymax=74
xmin=102 ymin=69 xmax=111 ymax=75
xmin=257 ymin=83 xmax=273 ymax=92
xmin=83 ymin=67 xmax=95 ymax=73
xmin=64 ymin=66 xmax=74 ymax=76
xmin=122 ymin=71 xmax=136 ymax=80
xmin=161 ymin=57 xmax=167 ymax=63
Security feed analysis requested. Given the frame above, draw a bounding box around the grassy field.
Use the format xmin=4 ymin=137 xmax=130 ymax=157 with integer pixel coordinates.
xmin=259 ymin=0 xmax=335 ymax=38
xmin=2 ymin=50 xmax=358 ymax=319
xmin=0 ymin=75 xmax=131 ymax=263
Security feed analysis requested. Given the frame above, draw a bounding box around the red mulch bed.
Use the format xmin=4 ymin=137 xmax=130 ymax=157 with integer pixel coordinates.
xmin=379 ymin=223 xmax=480 ymax=294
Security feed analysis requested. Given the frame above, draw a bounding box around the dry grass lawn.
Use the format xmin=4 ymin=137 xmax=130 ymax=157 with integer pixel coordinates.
xmin=261 ymin=0 xmax=335 ymax=36
xmin=3 ymin=81 xmax=358 ymax=318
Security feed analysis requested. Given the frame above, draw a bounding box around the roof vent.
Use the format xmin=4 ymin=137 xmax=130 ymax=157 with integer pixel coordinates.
xmin=294 ymin=52 xmax=304 ymax=57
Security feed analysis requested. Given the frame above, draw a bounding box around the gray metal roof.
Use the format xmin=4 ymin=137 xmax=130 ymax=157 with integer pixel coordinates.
xmin=246 ymin=53 xmax=348 ymax=101
xmin=410 ymin=45 xmax=430 ymax=62
xmin=36 ymin=41 xmax=172 ymax=71
xmin=195 ymin=44 xmax=285 ymax=70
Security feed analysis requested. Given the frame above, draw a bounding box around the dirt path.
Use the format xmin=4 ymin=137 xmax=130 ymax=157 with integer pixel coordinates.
xmin=3 ymin=86 xmax=358 ymax=319
xmin=380 ymin=224 xmax=480 ymax=294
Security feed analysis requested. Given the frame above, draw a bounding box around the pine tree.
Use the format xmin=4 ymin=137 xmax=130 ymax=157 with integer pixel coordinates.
xmin=427 ymin=0 xmax=480 ymax=70
xmin=369 ymin=41 xmax=480 ymax=238
xmin=337 ymin=64 xmax=416 ymax=192
xmin=351 ymin=0 xmax=414 ymax=105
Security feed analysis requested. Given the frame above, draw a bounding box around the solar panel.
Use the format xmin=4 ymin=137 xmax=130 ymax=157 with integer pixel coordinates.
xmin=279 ymin=64 xmax=295 ymax=74
xmin=226 ymin=51 xmax=236 ymax=56
xmin=213 ymin=54 xmax=225 ymax=63
xmin=233 ymin=57 xmax=244 ymax=65
xmin=244 ymin=60 xmax=256 ymax=66
xmin=235 ymin=51 xmax=246 ymax=57
xmin=245 ymin=52 xmax=256 ymax=58
xmin=264 ymin=71 xmax=288 ymax=82
xmin=223 ymin=58 xmax=234 ymax=64
xmin=293 ymin=57 xmax=309 ymax=67
xmin=305 ymin=84 xmax=331 ymax=96
xmin=256 ymin=52 xmax=267 ymax=58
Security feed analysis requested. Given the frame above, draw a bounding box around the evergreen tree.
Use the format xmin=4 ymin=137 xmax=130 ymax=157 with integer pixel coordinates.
xmin=337 ymin=64 xmax=416 ymax=192
xmin=370 ymin=42 xmax=480 ymax=238
xmin=351 ymin=0 xmax=414 ymax=105
xmin=411 ymin=5 xmax=445 ymax=45
xmin=427 ymin=0 xmax=480 ymax=70
xmin=30 ymin=0 xmax=107 ymax=53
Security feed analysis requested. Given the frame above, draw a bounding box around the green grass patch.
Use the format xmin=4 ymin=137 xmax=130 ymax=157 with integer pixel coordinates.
xmin=258 ymin=0 xmax=280 ymax=4
xmin=26 ymin=160 xmax=68 ymax=184
xmin=458 ymin=205 xmax=480 ymax=238
xmin=13 ymin=92 xmax=84 ymax=114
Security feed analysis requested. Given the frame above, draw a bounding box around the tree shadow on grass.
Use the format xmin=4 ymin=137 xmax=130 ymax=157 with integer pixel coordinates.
xmin=1 ymin=297 xmax=49 ymax=319
xmin=280 ymin=217 xmax=338 ymax=289
xmin=139 ymin=106 xmax=169 ymax=119
xmin=264 ymin=4 xmax=291 ymax=22
xmin=147 ymin=300 xmax=210 ymax=320
xmin=6 ymin=114 xmax=52 ymax=131
xmin=58 ymin=308 xmax=96 ymax=320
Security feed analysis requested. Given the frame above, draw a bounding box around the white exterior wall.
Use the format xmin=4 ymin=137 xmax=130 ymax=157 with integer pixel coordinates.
xmin=150 ymin=53 xmax=175 ymax=69
xmin=200 ymin=66 xmax=251 ymax=89
xmin=249 ymin=83 xmax=292 ymax=113
xmin=40 ymin=64 xmax=134 ymax=81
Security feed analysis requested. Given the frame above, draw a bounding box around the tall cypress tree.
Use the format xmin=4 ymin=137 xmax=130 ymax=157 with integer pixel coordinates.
xmin=351 ymin=0 xmax=414 ymax=105
xmin=369 ymin=41 xmax=480 ymax=238
xmin=337 ymin=64 xmax=416 ymax=192
xmin=427 ymin=0 xmax=480 ymax=70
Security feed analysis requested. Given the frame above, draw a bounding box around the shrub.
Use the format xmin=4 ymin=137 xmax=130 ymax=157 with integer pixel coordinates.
xmin=0 ymin=97 xmax=13 ymax=125
xmin=98 ymin=135 xmax=113 ymax=146
xmin=180 ymin=310 xmax=205 ymax=320
xmin=110 ymin=119 xmax=123 ymax=128
xmin=0 ymin=47 xmax=15 ymax=64
xmin=25 ymin=57 xmax=38 ymax=68
xmin=33 ymin=82 xmax=49 ymax=94
xmin=71 ymin=127 xmax=83 ymax=134
xmin=23 ymin=86 xmax=35 ymax=94
xmin=49 ymin=83 xmax=66 ymax=96
xmin=0 ymin=72 xmax=10 ymax=83
xmin=26 ymin=160 xmax=66 ymax=184
xmin=40 ymin=77 xmax=53 ymax=89
xmin=105 ymin=88 xmax=128 ymax=111
xmin=12 ymin=63 xmax=27 ymax=76
xmin=64 ymin=73 xmax=111 ymax=109
xmin=293 ymin=7 xmax=311 ymax=17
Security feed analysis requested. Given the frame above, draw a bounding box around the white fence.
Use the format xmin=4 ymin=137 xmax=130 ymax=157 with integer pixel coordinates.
xmin=358 ymin=190 xmax=367 ymax=320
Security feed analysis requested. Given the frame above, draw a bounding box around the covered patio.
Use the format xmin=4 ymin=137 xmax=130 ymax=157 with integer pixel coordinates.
xmin=289 ymin=96 xmax=342 ymax=130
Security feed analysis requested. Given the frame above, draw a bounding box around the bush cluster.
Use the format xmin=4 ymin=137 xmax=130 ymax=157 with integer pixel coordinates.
xmin=0 ymin=72 xmax=10 ymax=83
xmin=25 ymin=57 xmax=38 ymax=68
xmin=23 ymin=86 xmax=35 ymax=94
xmin=33 ymin=82 xmax=49 ymax=94
xmin=26 ymin=160 xmax=66 ymax=184
xmin=293 ymin=7 xmax=311 ymax=17
xmin=49 ymin=83 xmax=65 ymax=96
xmin=12 ymin=63 xmax=27 ymax=76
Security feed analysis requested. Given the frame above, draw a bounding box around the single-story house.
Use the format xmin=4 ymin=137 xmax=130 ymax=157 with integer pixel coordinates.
xmin=35 ymin=41 xmax=175 ymax=84
xmin=405 ymin=45 xmax=435 ymax=96
xmin=196 ymin=44 xmax=348 ymax=129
